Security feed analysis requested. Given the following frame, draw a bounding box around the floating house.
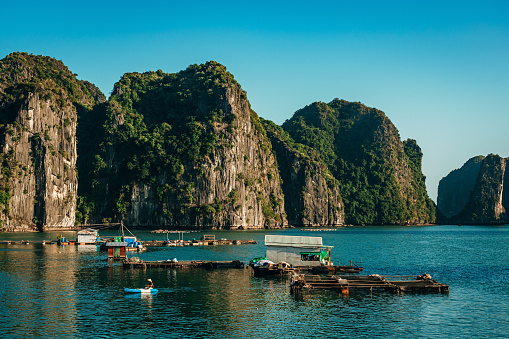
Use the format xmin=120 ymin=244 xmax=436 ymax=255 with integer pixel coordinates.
xmin=265 ymin=235 xmax=333 ymax=267
xmin=77 ymin=228 xmax=99 ymax=244
xmin=106 ymin=236 xmax=128 ymax=260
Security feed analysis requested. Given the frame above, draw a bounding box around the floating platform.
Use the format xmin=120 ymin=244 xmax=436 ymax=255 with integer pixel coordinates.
xmin=122 ymin=258 xmax=245 ymax=269
xmin=0 ymin=239 xmax=256 ymax=247
xmin=150 ymin=229 xmax=199 ymax=234
xmin=142 ymin=239 xmax=257 ymax=247
xmin=252 ymin=264 xmax=363 ymax=277
xmin=308 ymin=264 xmax=363 ymax=274
xmin=0 ymin=240 xmax=60 ymax=245
xmin=290 ymin=273 xmax=449 ymax=294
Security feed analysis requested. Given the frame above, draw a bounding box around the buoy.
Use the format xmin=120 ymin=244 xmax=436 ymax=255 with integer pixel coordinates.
xmin=341 ymin=288 xmax=349 ymax=296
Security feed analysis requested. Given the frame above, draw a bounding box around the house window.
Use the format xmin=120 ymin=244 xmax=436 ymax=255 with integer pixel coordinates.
xmin=301 ymin=252 xmax=320 ymax=261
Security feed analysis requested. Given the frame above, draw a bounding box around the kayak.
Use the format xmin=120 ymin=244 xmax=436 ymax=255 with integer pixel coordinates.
xmin=124 ymin=287 xmax=158 ymax=293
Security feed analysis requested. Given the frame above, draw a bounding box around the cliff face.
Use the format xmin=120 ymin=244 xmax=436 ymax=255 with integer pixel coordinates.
xmin=0 ymin=53 xmax=440 ymax=230
xmin=437 ymin=156 xmax=484 ymax=218
xmin=0 ymin=52 xmax=105 ymax=231
xmin=282 ymin=99 xmax=436 ymax=225
xmin=439 ymin=154 xmax=509 ymax=224
xmin=81 ymin=62 xmax=286 ymax=229
xmin=262 ymin=119 xmax=344 ymax=226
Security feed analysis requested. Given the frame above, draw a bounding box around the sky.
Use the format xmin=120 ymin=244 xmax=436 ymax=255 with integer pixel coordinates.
xmin=1 ymin=0 xmax=508 ymax=201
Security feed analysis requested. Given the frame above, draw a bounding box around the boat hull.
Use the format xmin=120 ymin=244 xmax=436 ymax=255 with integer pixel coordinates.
xmin=124 ymin=288 xmax=158 ymax=293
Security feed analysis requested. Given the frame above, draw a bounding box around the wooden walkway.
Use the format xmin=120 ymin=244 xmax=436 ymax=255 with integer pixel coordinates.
xmin=122 ymin=258 xmax=245 ymax=269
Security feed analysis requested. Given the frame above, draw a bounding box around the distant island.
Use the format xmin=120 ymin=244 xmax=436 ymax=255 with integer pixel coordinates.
xmin=5 ymin=51 xmax=498 ymax=231
xmin=438 ymin=154 xmax=509 ymax=225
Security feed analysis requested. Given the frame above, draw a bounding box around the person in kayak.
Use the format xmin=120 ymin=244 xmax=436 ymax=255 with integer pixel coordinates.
xmin=145 ymin=279 xmax=154 ymax=289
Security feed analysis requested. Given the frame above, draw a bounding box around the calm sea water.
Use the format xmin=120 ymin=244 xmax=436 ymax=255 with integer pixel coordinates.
xmin=1 ymin=225 xmax=508 ymax=338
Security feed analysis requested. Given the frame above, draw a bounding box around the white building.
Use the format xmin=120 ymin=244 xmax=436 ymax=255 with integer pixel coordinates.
xmin=265 ymin=235 xmax=333 ymax=267
xmin=77 ymin=228 xmax=99 ymax=244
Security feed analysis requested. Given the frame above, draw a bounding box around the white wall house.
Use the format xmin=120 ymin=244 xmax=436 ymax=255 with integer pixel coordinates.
xmin=265 ymin=235 xmax=333 ymax=267
xmin=77 ymin=228 xmax=99 ymax=244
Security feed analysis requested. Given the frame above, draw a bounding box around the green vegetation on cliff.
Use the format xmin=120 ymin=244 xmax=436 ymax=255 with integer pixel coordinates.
xmin=261 ymin=118 xmax=343 ymax=226
xmin=78 ymin=61 xmax=280 ymax=226
xmin=1 ymin=53 xmax=438 ymax=228
xmin=403 ymin=139 xmax=437 ymax=223
xmin=282 ymin=99 xmax=435 ymax=225
xmin=0 ymin=52 xmax=104 ymax=109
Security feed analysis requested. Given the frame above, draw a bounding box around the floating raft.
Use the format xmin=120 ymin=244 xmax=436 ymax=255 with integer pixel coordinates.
xmin=123 ymin=258 xmax=245 ymax=269
xmin=141 ymin=239 xmax=257 ymax=247
xmin=252 ymin=264 xmax=362 ymax=277
xmin=306 ymin=264 xmax=363 ymax=274
xmin=150 ymin=229 xmax=199 ymax=234
xmin=0 ymin=240 xmax=63 ymax=245
xmin=290 ymin=273 xmax=449 ymax=294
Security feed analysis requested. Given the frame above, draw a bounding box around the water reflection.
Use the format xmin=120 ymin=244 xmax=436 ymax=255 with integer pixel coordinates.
xmin=77 ymin=244 xmax=99 ymax=253
xmin=0 ymin=243 xmax=79 ymax=337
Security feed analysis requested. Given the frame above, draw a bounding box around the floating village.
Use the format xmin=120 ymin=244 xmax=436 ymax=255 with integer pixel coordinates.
xmin=1 ymin=223 xmax=450 ymax=295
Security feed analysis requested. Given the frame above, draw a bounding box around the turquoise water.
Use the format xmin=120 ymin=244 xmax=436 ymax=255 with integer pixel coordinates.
xmin=1 ymin=226 xmax=508 ymax=338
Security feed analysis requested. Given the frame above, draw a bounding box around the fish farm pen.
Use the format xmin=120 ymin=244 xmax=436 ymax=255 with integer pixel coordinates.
xmin=290 ymin=273 xmax=449 ymax=294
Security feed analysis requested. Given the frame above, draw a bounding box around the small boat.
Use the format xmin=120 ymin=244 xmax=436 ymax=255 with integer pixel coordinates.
xmin=124 ymin=287 xmax=158 ymax=293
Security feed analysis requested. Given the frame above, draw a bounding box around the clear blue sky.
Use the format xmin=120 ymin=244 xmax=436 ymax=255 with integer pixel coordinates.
xmin=2 ymin=1 xmax=508 ymax=201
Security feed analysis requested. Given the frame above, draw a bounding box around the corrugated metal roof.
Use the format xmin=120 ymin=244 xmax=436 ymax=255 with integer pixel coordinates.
xmin=105 ymin=242 xmax=128 ymax=247
xmin=77 ymin=228 xmax=98 ymax=235
xmin=265 ymin=235 xmax=323 ymax=247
